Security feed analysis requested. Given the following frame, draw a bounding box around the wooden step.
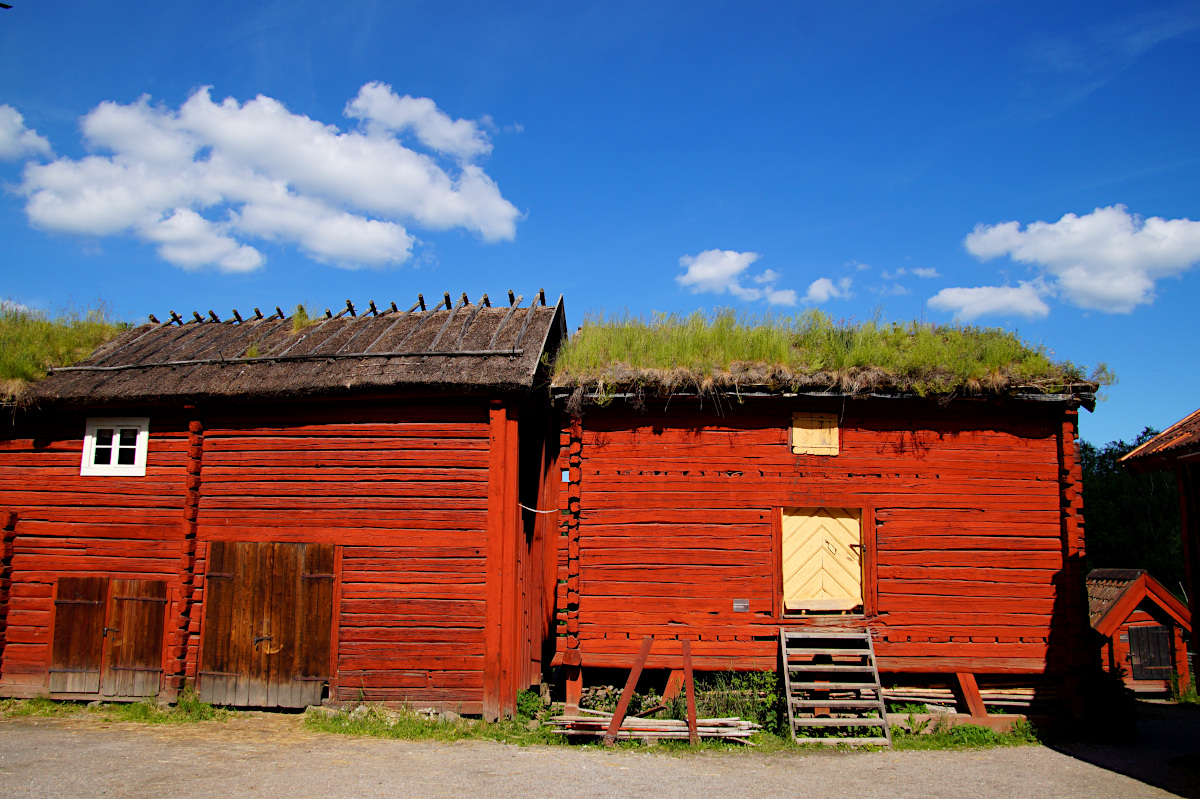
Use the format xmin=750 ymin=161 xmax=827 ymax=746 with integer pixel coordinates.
xmin=787 ymin=664 xmax=876 ymax=672
xmin=793 ymin=717 xmax=887 ymax=727
xmin=785 ymin=648 xmax=873 ymax=656
xmin=790 ymin=698 xmax=886 ymax=708
xmin=791 ymin=681 xmax=881 ymax=691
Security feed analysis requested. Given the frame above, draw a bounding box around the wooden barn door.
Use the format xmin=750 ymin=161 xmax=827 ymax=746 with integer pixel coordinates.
xmin=101 ymin=580 xmax=168 ymax=698
xmin=781 ymin=508 xmax=863 ymax=613
xmin=49 ymin=577 xmax=107 ymax=693
xmin=50 ymin=576 xmax=167 ymax=697
xmin=199 ymin=542 xmax=334 ymax=708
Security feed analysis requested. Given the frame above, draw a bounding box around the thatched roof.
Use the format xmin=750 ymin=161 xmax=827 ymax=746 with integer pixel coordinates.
xmin=1121 ymin=407 xmax=1200 ymax=471
xmin=23 ymin=293 xmax=566 ymax=406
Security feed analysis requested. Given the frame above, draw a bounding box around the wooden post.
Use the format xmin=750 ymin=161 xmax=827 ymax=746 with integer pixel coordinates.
xmin=662 ymin=669 xmax=685 ymax=703
xmin=956 ymin=672 xmax=988 ymax=718
xmin=484 ymin=399 xmax=520 ymax=721
xmin=682 ymin=639 xmax=698 ymax=745
xmin=564 ymin=665 xmax=582 ymax=713
xmin=604 ymin=635 xmax=654 ymax=745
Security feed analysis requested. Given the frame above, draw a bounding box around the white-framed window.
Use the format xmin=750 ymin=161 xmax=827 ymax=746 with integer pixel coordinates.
xmin=81 ymin=418 xmax=150 ymax=476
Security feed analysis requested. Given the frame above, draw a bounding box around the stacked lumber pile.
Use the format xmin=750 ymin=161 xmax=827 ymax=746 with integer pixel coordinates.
xmin=882 ymin=686 xmax=1054 ymax=709
xmin=548 ymin=708 xmax=760 ymax=742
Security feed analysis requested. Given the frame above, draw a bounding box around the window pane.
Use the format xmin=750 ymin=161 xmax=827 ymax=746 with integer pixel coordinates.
xmin=95 ymin=428 xmax=114 ymax=446
xmin=93 ymin=446 xmax=112 ymax=465
xmin=119 ymin=428 xmax=138 ymax=447
xmin=117 ymin=447 xmax=136 ymax=465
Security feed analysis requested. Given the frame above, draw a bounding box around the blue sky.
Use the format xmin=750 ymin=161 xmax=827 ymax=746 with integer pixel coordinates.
xmin=2 ymin=1 xmax=1199 ymax=445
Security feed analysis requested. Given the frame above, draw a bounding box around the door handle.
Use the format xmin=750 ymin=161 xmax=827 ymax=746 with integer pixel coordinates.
xmin=253 ymin=634 xmax=273 ymax=645
xmin=103 ymin=627 xmax=119 ymax=636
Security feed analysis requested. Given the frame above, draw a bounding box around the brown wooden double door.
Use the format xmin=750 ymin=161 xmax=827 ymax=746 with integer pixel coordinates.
xmin=49 ymin=577 xmax=168 ymax=698
xmin=199 ymin=542 xmax=334 ymax=708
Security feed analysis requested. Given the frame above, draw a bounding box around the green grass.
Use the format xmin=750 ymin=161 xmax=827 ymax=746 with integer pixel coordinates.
xmin=0 ymin=303 xmax=126 ymax=397
xmin=553 ymin=309 xmax=1108 ymax=399
xmin=0 ymin=690 xmax=231 ymax=724
xmin=302 ymin=704 xmax=563 ymax=746
xmin=892 ymin=718 xmax=1040 ymax=750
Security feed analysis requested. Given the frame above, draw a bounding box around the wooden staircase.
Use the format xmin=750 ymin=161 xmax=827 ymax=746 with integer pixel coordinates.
xmin=780 ymin=629 xmax=892 ymax=747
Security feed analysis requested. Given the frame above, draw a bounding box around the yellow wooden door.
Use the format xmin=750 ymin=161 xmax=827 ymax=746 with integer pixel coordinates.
xmin=781 ymin=507 xmax=862 ymax=612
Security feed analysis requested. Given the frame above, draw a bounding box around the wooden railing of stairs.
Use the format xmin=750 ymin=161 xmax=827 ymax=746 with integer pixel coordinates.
xmin=780 ymin=628 xmax=892 ymax=748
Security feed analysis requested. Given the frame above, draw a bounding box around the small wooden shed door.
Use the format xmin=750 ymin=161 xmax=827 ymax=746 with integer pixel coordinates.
xmin=1129 ymin=625 xmax=1173 ymax=680
xmin=49 ymin=576 xmax=108 ymax=693
xmin=102 ymin=580 xmax=168 ymax=697
xmin=199 ymin=542 xmax=334 ymax=708
xmin=781 ymin=508 xmax=863 ymax=612
xmin=50 ymin=576 xmax=167 ymax=697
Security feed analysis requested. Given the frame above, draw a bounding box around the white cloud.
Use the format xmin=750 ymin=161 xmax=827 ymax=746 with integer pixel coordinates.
xmin=765 ymin=288 xmax=798 ymax=305
xmin=675 ymin=250 xmax=798 ymax=305
xmin=965 ymin=205 xmax=1200 ymax=313
xmin=0 ymin=105 xmax=51 ymax=161
xmin=927 ymin=282 xmax=1051 ymax=321
xmin=911 ymin=267 xmax=940 ymax=278
xmin=803 ymin=276 xmax=853 ymax=303
xmin=1 ymin=299 xmax=33 ymax=313
xmin=18 ymin=84 xmax=519 ymax=272
xmin=345 ymin=82 xmax=491 ymax=160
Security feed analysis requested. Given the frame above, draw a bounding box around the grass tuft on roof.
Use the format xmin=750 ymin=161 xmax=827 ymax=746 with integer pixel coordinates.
xmin=552 ymin=309 xmax=1109 ymax=402
xmin=0 ymin=303 xmax=126 ymax=399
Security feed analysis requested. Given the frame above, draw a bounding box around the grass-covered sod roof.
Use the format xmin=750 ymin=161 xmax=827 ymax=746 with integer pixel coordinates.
xmin=0 ymin=305 xmax=125 ymax=400
xmin=552 ymin=310 xmax=1107 ymax=401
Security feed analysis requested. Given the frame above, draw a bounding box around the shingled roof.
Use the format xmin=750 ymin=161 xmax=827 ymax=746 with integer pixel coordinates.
xmin=24 ymin=291 xmax=566 ymax=405
xmin=1121 ymin=406 xmax=1200 ymax=471
xmin=1086 ymin=568 xmax=1190 ymax=637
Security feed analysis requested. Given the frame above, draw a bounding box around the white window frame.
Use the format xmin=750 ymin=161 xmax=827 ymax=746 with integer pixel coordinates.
xmin=81 ymin=417 xmax=150 ymax=476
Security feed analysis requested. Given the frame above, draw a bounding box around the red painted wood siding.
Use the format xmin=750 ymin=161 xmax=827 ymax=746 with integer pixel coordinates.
xmin=186 ymin=402 xmax=491 ymax=712
xmin=560 ymin=400 xmax=1074 ymax=674
xmin=0 ymin=414 xmax=190 ymax=696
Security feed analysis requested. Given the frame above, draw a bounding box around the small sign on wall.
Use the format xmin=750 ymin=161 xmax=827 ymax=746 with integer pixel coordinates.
xmin=733 ymin=599 xmax=749 ymax=612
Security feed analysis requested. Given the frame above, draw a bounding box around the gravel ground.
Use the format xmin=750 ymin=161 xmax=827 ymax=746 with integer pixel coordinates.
xmin=0 ymin=712 xmax=1188 ymax=799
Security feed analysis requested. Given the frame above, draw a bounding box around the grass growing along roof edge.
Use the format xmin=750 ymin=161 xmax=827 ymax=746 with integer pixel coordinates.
xmin=551 ymin=309 xmax=1112 ymax=403
xmin=0 ymin=303 xmax=127 ymax=400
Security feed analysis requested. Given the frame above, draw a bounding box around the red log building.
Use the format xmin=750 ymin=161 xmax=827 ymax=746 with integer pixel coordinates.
xmin=1087 ymin=568 xmax=1191 ymax=694
xmin=1122 ymin=407 xmax=1200 ymax=667
xmin=0 ymin=293 xmax=566 ymax=720
xmin=552 ymin=389 xmax=1096 ymax=713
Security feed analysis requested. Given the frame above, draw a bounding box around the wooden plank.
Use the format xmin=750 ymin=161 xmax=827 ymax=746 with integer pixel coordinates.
xmin=604 ymin=635 xmax=654 ymax=745
xmin=956 ymin=672 xmax=988 ymax=717
xmin=682 ymin=639 xmax=698 ymax=745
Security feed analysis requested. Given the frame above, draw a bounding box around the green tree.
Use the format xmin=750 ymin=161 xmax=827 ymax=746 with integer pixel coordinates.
xmin=1081 ymin=428 xmax=1183 ymax=597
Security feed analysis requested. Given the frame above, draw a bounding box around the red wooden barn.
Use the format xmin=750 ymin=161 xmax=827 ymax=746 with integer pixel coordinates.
xmin=0 ymin=292 xmax=566 ymax=720
xmin=551 ymin=375 xmax=1098 ymax=730
xmin=1086 ymin=568 xmax=1191 ymax=694
xmin=1122 ymin=407 xmax=1200 ymax=668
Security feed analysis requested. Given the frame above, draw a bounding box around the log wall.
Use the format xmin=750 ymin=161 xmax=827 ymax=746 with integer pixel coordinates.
xmin=558 ymin=398 xmax=1082 ymax=675
xmin=0 ymin=412 xmax=191 ymax=696
xmin=187 ymin=401 xmax=493 ymax=713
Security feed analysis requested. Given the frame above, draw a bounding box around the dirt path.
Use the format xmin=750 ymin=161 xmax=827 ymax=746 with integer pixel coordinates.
xmin=0 ymin=712 xmax=1186 ymax=799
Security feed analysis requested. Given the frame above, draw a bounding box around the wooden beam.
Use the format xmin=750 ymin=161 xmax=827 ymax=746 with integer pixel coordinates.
xmin=956 ymin=672 xmax=988 ymax=717
xmin=661 ymin=669 xmax=685 ymax=702
xmin=564 ymin=665 xmax=582 ymax=714
xmin=483 ymin=400 xmax=508 ymax=721
xmin=604 ymin=635 xmax=654 ymax=745
xmin=682 ymin=639 xmax=698 ymax=745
